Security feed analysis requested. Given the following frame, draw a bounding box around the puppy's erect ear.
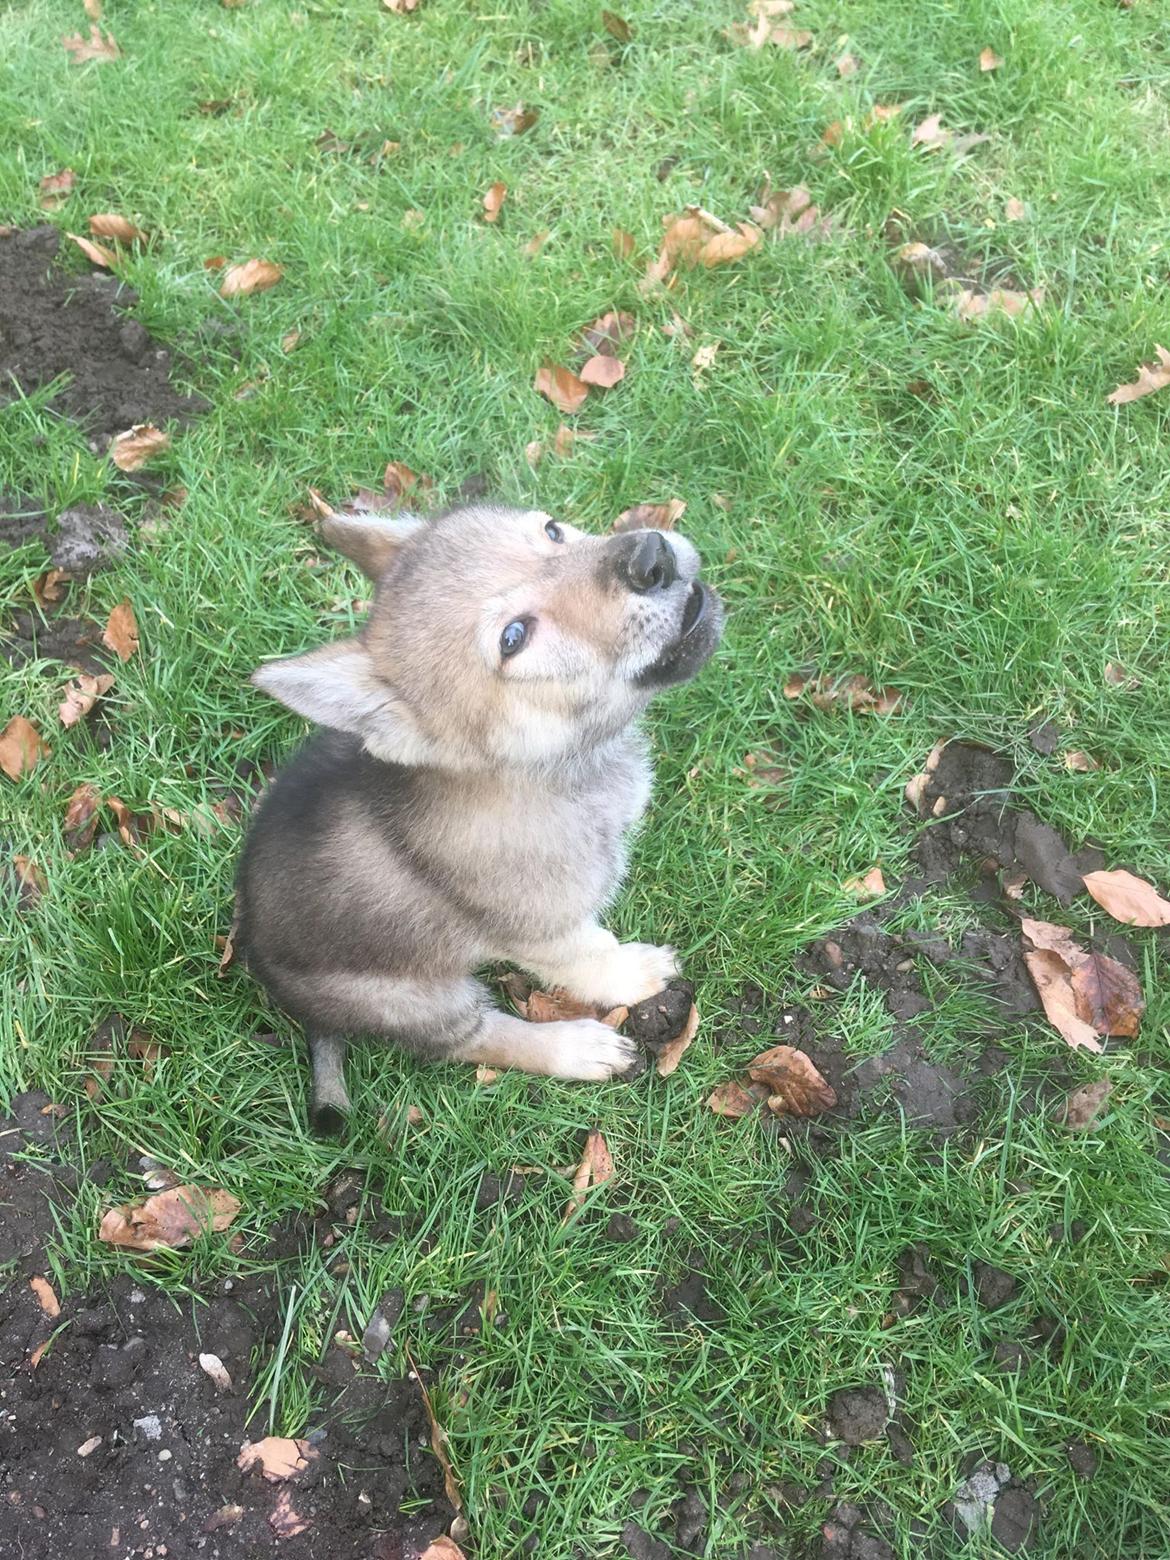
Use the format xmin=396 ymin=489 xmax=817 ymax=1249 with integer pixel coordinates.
xmin=252 ymin=639 xmax=436 ymax=766
xmin=319 ymin=511 xmax=424 ymax=580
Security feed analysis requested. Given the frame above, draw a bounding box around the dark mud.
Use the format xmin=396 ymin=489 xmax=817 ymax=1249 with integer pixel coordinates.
xmin=0 ymin=1098 xmax=457 ymax=1559
xmin=0 ymin=226 xmax=206 ymax=446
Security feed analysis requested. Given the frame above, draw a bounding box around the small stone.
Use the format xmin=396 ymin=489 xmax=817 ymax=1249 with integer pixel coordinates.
xmin=974 ymin=1261 xmax=1018 ymax=1310
xmin=77 ymin=1435 xmax=103 ymax=1457
xmin=133 ymin=1414 xmax=163 ymax=1441
xmin=157 ymin=1449 xmax=172 ymax=1461
xmin=1065 ymin=1440 xmax=1097 ymax=1480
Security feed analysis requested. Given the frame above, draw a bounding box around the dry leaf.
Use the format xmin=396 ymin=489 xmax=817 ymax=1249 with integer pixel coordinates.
xmin=39 ymin=168 xmax=76 ymax=207
xmin=524 ymin=439 xmax=543 ymax=467
xmin=110 ymin=424 xmax=170 ymax=471
xmin=58 ymin=672 xmax=115 ymax=728
xmin=1020 ymin=920 xmax=1108 ymax=1053
xmin=904 ymin=739 xmax=947 ymax=813
xmin=1004 ymin=196 xmax=1027 ymax=221
xmin=269 ymin=1489 xmax=311 ymax=1540
xmin=475 ymin=1065 xmax=499 ymax=1085
xmin=237 ymin=1437 xmax=317 ymax=1482
xmin=62 ymin=26 xmax=120 ymax=62
xmin=523 ymin=987 xmax=626 ymax=1027
xmin=84 ymin=0 xmax=103 ymax=17
xmin=844 ymin=866 xmax=886 ymax=899
xmin=1105 ymin=661 xmax=1138 ymax=688
xmin=66 ymin=232 xmax=117 ymax=269
xmin=0 ymin=717 xmax=51 ymax=781
xmin=601 ymin=10 xmax=632 ymax=41
xmin=1059 ymin=1077 xmax=1112 ymax=1130
xmin=64 ymin=784 xmax=103 ymax=853
xmin=523 ymin=229 xmax=550 ymax=258
xmin=655 ymin=1003 xmax=700 ymax=1077
xmin=12 ymin=855 xmax=48 ymax=908
xmin=979 ymin=47 xmax=1004 ymax=70
xmin=740 ymin=749 xmax=787 ymax=789
xmin=706 ymin=1080 xmax=762 ymax=1118
xmin=89 ymin=212 xmax=148 ymax=245
xmin=220 ymin=259 xmax=283 ymax=298
xmin=99 ymin=1185 xmax=241 ymax=1251
xmin=405 ymin=1343 xmax=462 ymax=1511
xmin=32 ymin=568 xmax=71 ymax=608
xmin=952 ymin=286 xmax=1044 ymax=321
xmin=579 ymin=354 xmax=626 ymax=388
xmin=1107 ymin=347 xmax=1170 ymax=405
xmin=750 ymin=185 xmax=832 ymax=239
xmin=203 ymin=1506 xmax=245 ymax=1534
xmin=102 ymin=599 xmax=139 ymax=661
xmin=770 ymin=26 xmax=813 ymax=47
xmin=612 ymin=228 xmax=635 ymax=259
xmin=1082 ymin=869 xmax=1170 ymax=927
xmin=579 ymin=310 xmax=637 ymax=356
xmin=697 ymin=222 xmax=762 ymax=267
xmin=421 ymin=1540 xmax=467 ymax=1560
xmin=911 ymin=114 xmax=989 ymax=156
xmin=1070 ymin=954 xmax=1143 ymax=1038
xmin=482 ymin=182 xmax=507 ymax=223
xmin=383 ymin=460 xmax=427 ymax=500
xmin=29 ymin=1340 xmax=50 ymax=1370
xmin=1063 ymin=750 xmax=1100 ymax=773
xmin=613 ymin=499 xmax=686 ymax=533
xmin=563 ymin=1127 xmax=615 ymax=1220
xmin=784 ymin=671 xmax=903 ymax=715
xmin=835 ymin=51 xmax=859 ymax=76
xmin=199 ymin=1352 xmax=234 ymax=1393
xmin=534 ymin=361 xmax=589 ymax=414
xmin=29 ymin=1276 xmax=60 ymax=1317
xmin=107 ymin=796 xmax=148 ymax=853
xmin=383 ymin=0 xmax=420 ymax=10
xmin=747 ymin=1045 xmax=837 ymax=1116
xmin=281 ymin=329 xmax=302 ymax=353
xmin=692 ymin=342 xmax=720 ymax=375
xmin=491 ymin=103 xmax=539 ymax=137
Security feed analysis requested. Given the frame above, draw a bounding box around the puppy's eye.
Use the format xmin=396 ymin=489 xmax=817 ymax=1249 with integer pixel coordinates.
xmin=544 ymin=520 xmax=564 ymax=543
xmin=500 ymin=619 xmax=529 ymax=658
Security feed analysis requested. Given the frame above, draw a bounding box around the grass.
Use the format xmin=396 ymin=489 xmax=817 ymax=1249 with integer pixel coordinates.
xmin=4 ymin=0 xmax=1170 ymax=1553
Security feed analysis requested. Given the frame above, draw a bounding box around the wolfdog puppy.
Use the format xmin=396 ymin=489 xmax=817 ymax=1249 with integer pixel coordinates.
xmin=236 ymin=502 xmax=722 ymax=1132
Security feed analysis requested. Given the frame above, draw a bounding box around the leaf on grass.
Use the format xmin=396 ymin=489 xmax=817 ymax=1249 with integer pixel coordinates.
xmin=613 ymin=499 xmax=686 ymax=533
xmin=62 ymin=26 xmax=120 ymax=62
xmin=269 ymin=1489 xmax=311 ymax=1540
xmin=979 ymin=47 xmax=1004 ymax=70
xmin=482 ymin=182 xmax=507 ymax=223
xmin=904 ymin=738 xmax=947 ymax=813
xmin=89 ymin=212 xmax=148 ymax=245
xmin=237 ymin=1437 xmax=317 ymax=1482
xmin=490 ymin=103 xmax=539 ymax=137
xmin=835 ymin=51 xmax=859 ymax=76
xmin=39 ymin=168 xmax=76 ymax=208
xmin=66 ymin=231 xmax=117 ymax=269
xmin=747 ymin=1045 xmax=837 ymax=1116
xmin=579 ymin=354 xmax=626 ymax=387
xmin=784 ymin=671 xmax=903 ymax=715
xmin=697 ymin=221 xmax=762 ymax=266
xmin=1063 ymin=750 xmax=1099 ymax=773
xmin=749 ymin=185 xmax=831 ymax=239
xmin=64 ymin=784 xmax=103 ymax=853
xmin=405 ymin=1342 xmax=463 ymax=1511
xmin=578 ymin=310 xmax=636 ymax=356
xmin=1021 ymin=921 xmax=1105 ymax=1052
xmin=534 ymin=361 xmax=589 ymax=414
xmin=602 ymin=9 xmax=633 ymax=41
xmin=1107 ymin=347 xmax=1170 ymax=405
xmin=1082 ymin=869 xmax=1170 ymax=927
xmin=219 ymin=259 xmax=283 ymax=297
xmin=1059 ymin=1077 xmax=1112 ymax=1131
xmin=84 ymin=0 xmax=103 ymax=18
xmin=612 ymin=228 xmax=635 ymax=259
xmin=564 ymin=1127 xmax=615 ymax=1220
xmin=58 ymin=672 xmax=115 ymax=728
xmin=640 ymin=209 xmax=751 ymax=290
xmin=102 ymin=598 xmax=139 ymax=661
xmin=656 ymin=1003 xmax=700 ymax=1077
xmin=844 ymin=866 xmax=886 ymax=899
xmin=1004 ymin=197 xmax=1027 ymax=221
xmin=0 ymin=717 xmax=51 ymax=781
xmin=692 ymin=341 xmax=720 ymax=376
xmin=110 ymin=424 xmax=170 ymax=470
xmin=106 ymin=797 xmax=149 ymax=853
xmin=29 ymin=1275 xmax=61 ymax=1317
xmin=522 ymin=987 xmax=627 ymax=1028
xmin=911 ymin=114 xmax=990 ymax=157
xmin=1105 ymin=661 xmax=1138 ymax=688
xmin=706 ymin=1080 xmax=762 ymax=1118
xmin=420 ymin=1540 xmax=467 ymax=1560
xmin=739 ymin=749 xmax=788 ymax=789
xmin=32 ymin=567 xmax=71 ymax=608
xmin=383 ymin=460 xmax=430 ymax=500
xmin=99 ymin=1184 xmax=241 ymax=1251
xmin=12 ymin=855 xmax=48 ymax=909
xmin=1070 ymin=955 xmax=1143 ymax=1038
xmin=951 ymin=286 xmax=1044 ymax=321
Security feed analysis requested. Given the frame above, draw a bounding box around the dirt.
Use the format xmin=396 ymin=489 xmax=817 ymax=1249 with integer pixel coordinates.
xmin=825 ymin=1388 xmax=888 ymax=1447
xmin=0 ymin=1097 xmax=457 ymax=1559
xmin=0 ymin=226 xmax=206 ymax=448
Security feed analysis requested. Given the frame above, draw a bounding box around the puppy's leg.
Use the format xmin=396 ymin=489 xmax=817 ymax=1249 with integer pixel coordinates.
xmin=453 ymin=1008 xmax=638 ymax=1082
xmin=510 ymin=922 xmax=679 ymax=1009
xmin=308 ymin=1033 xmax=350 ymax=1137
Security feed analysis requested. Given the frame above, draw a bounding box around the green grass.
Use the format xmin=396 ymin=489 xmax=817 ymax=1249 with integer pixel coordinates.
xmin=4 ymin=0 xmax=1170 ymax=1553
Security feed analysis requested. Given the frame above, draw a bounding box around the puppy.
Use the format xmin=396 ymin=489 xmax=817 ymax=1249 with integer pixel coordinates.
xmin=236 ymin=502 xmax=722 ymax=1132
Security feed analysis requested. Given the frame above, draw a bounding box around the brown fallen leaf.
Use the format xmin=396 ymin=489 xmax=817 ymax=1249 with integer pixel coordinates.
xmin=655 ymin=1003 xmax=700 ymax=1078
xmin=421 ymin=1539 xmax=467 ymax=1560
xmin=237 ymin=1437 xmax=317 ymax=1482
xmin=1059 ymin=1077 xmax=1112 ymax=1130
xmin=58 ymin=672 xmax=115 ymax=728
xmin=697 ymin=222 xmax=762 ymax=268
xmin=844 ymin=866 xmax=886 ymax=899
xmin=706 ymin=1080 xmax=763 ymax=1118
xmin=979 ymin=47 xmax=1004 ymax=70
xmin=601 ymin=9 xmax=633 ymax=42
xmin=89 ymin=212 xmax=148 ymax=245
xmin=1070 ymin=955 xmax=1143 ymax=1038
xmin=12 ymin=855 xmax=48 ymax=909
xmin=612 ymin=228 xmax=635 ymax=259
xmin=220 ymin=259 xmax=283 ymax=298
xmin=203 ymin=1506 xmax=245 ymax=1535
xmin=29 ymin=1340 xmax=50 ymax=1370
xmin=269 ymin=1490 xmax=311 ymax=1540
xmin=490 ymin=103 xmax=539 ymax=137
xmin=62 ymin=25 xmax=120 ymax=62
xmin=784 ymin=671 xmax=903 ymax=716
xmin=1004 ymin=196 xmax=1027 ymax=221
xmin=405 ymin=1342 xmax=462 ymax=1511
xmin=835 ymin=51 xmax=859 ymax=76
xmin=911 ymin=114 xmax=990 ymax=157
xmin=106 ymin=796 xmax=149 ymax=853
xmin=952 ymin=286 xmax=1044 ymax=321
xmin=522 ymin=987 xmax=627 ymax=1028
xmin=1082 ymin=869 xmax=1170 ymax=928
xmin=39 ymin=168 xmax=76 ymax=208
xmin=578 ymin=310 xmax=636 ymax=356
xmin=383 ymin=460 xmax=430 ymax=501
xmin=32 ymin=567 xmax=71 ymax=609
xmin=747 ymin=1045 xmax=837 ymax=1116
xmin=740 ymin=749 xmax=788 ymax=790
xmin=564 ymin=1127 xmax=615 ymax=1221
xmin=66 ymin=231 xmax=117 ymax=269
xmin=613 ymin=499 xmax=686 ymax=533
xmin=1107 ymin=346 xmax=1170 ymax=405
xmin=383 ymin=0 xmax=420 ymax=10
xmin=1063 ymin=750 xmax=1100 ymax=773
xmin=64 ymin=784 xmax=103 ymax=854
xmin=534 ymin=361 xmax=589 ymax=414
xmin=1020 ymin=922 xmax=1103 ymax=1053
xmin=99 ymin=1185 xmax=241 ymax=1251
xmin=199 ymin=1352 xmax=234 ymax=1393
xmin=904 ymin=739 xmax=947 ymax=813
xmin=692 ymin=342 xmax=719 ymax=376
xmin=482 ymin=181 xmax=507 ymax=223
xmin=29 ymin=1275 xmax=61 ymax=1317
xmin=102 ymin=598 xmax=139 ymax=661
xmin=110 ymin=424 xmax=170 ymax=471
xmin=0 ymin=717 xmax=51 ymax=781
xmin=522 ymin=229 xmax=550 ymax=258
xmin=579 ymin=354 xmax=626 ymax=388
xmin=1105 ymin=661 xmax=1139 ymax=688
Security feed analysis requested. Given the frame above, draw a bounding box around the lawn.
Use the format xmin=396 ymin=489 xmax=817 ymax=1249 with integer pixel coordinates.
xmin=4 ymin=0 xmax=1170 ymax=1554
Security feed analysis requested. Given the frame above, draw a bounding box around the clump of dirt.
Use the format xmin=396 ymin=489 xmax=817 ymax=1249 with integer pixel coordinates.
xmin=0 ymin=226 xmax=206 ymax=446
xmin=0 ymin=1097 xmax=457 ymax=1559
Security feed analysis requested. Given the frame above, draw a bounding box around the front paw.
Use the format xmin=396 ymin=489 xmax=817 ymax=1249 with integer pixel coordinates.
xmin=543 ymin=1020 xmax=641 ymax=1081
xmin=584 ymin=942 xmax=680 ymax=1008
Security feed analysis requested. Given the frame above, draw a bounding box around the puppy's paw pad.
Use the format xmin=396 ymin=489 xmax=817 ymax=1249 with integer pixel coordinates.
xmin=549 ymin=1020 xmax=640 ymax=1082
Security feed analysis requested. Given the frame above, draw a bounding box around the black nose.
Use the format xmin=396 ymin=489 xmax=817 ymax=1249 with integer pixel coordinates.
xmin=619 ymin=530 xmax=677 ymax=594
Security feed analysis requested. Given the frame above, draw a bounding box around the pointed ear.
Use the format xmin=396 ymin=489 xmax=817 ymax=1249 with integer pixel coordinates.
xmin=251 ymin=639 xmax=436 ymax=765
xmin=319 ymin=511 xmax=424 ymax=580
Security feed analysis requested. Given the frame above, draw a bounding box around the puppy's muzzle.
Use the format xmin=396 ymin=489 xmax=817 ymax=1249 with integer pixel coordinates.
xmin=618 ymin=530 xmax=677 ymax=594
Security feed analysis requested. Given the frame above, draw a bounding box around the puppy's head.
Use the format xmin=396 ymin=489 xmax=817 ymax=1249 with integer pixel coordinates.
xmin=253 ymin=503 xmax=723 ymax=769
